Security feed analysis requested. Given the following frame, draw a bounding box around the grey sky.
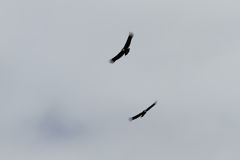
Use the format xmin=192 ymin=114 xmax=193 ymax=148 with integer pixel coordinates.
xmin=1 ymin=0 xmax=240 ymax=159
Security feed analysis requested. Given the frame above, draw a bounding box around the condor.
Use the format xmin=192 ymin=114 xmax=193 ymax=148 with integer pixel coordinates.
xmin=110 ymin=32 xmax=134 ymax=63
xmin=129 ymin=101 xmax=157 ymax=121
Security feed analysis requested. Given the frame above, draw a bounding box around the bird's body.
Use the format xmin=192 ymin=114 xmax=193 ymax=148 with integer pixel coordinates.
xmin=110 ymin=32 xmax=134 ymax=63
xmin=129 ymin=101 xmax=157 ymax=121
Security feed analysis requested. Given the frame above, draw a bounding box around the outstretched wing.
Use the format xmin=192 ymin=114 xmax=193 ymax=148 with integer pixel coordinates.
xmin=146 ymin=101 xmax=157 ymax=112
xmin=129 ymin=101 xmax=157 ymax=121
xmin=129 ymin=111 xmax=143 ymax=121
xmin=109 ymin=51 xmax=124 ymax=63
xmin=123 ymin=32 xmax=134 ymax=49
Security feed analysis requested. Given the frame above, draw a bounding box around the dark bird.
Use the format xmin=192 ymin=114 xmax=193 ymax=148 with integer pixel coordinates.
xmin=110 ymin=32 xmax=134 ymax=63
xmin=129 ymin=101 xmax=157 ymax=121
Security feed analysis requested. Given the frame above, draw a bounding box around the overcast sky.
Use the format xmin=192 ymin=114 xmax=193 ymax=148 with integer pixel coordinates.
xmin=1 ymin=0 xmax=240 ymax=159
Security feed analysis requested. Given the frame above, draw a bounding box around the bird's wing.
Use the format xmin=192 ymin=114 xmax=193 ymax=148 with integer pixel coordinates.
xmin=123 ymin=32 xmax=134 ymax=49
xmin=146 ymin=101 xmax=157 ymax=112
xmin=129 ymin=112 xmax=143 ymax=121
xmin=109 ymin=51 xmax=124 ymax=63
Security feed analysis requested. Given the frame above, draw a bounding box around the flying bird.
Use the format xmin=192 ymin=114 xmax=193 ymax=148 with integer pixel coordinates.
xmin=110 ymin=32 xmax=134 ymax=63
xmin=129 ymin=101 xmax=157 ymax=121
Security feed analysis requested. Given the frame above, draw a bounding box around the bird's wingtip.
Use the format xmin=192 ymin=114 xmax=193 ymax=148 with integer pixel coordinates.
xmin=128 ymin=117 xmax=133 ymax=121
xmin=109 ymin=59 xmax=114 ymax=64
xmin=129 ymin=32 xmax=134 ymax=36
xmin=153 ymin=101 xmax=158 ymax=105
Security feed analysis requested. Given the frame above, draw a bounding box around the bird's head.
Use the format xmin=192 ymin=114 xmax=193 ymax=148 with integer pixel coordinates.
xmin=141 ymin=110 xmax=147 ymax=117
xmin=124 ymin=48 xmax=130 ymax=55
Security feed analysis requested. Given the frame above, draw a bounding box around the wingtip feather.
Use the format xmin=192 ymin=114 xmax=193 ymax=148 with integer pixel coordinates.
xmin=109 ymin=59 xmax=114 ymax=63
xmin=129 ymin=32 xmax=134 ymax=37
xmin=128 ymin=117 xmax=133 ymax=121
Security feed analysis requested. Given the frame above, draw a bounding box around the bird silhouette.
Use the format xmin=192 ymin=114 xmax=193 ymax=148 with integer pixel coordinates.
xmin=129 ymin=101 xmax=157 ymax=121
xmin=110 ymin=32 xmax=134 ymax=63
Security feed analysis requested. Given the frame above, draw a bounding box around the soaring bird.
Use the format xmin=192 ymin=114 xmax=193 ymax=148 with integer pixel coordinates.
xmin=129 ymin=101 xmax=157 ymax=121
xmin=110 ymin=32 xmax=134 ymax=63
